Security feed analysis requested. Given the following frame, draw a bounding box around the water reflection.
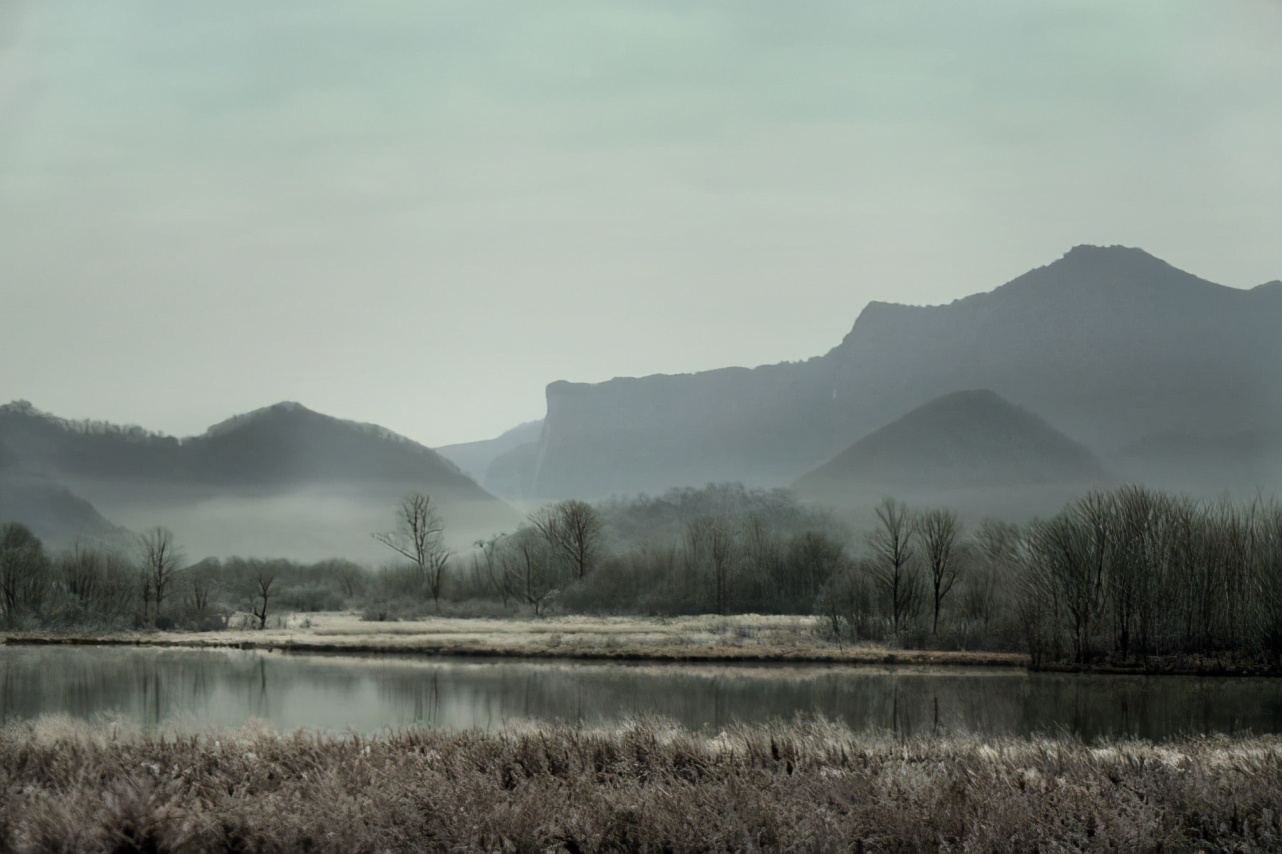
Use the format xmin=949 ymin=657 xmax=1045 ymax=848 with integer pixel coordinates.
xmin=2 ymin=646 xmax=1280 ymax=740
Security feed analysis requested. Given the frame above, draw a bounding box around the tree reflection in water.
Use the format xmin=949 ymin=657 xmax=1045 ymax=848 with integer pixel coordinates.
xmin=1 ymin=647 xmax=1280 ymax=739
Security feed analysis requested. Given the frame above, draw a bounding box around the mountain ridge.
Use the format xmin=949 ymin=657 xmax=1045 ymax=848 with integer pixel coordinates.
xmin=527 ymin=245 xmax=1280 ymax=499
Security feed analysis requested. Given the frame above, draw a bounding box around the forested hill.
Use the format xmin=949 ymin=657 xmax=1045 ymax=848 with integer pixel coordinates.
xmin=0 ymin=401 xmax=517 ymax=559
xmin=527 ymin=246 xmax=1281 ymax=499
xmin=0 ymin=400 xmax=490 ymax=494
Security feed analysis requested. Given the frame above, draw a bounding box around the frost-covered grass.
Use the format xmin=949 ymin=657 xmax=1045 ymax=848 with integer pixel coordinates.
xmin=3 ymin=612 xmax=1027 ymax=666
xmin=2 ymin=716 xmax=1279 ymax=852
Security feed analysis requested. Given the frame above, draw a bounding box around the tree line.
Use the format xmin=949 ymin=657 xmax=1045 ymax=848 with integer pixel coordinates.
xmin=0 ymin=523 xmax=364 ymax=631
xmin=3 ymin=483 xmax=1280 ymax=666
xmin=416 ymin=483 xmax=1282 ymax=664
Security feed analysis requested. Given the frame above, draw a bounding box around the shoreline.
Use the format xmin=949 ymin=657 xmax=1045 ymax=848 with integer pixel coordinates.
xmin=0 ymin=612 xmax=1030 ymax=668
xmin=4 ymin=613 xmax=1277 ymax=675
xmin=1 ymin=631 xmax=1028 ymax=668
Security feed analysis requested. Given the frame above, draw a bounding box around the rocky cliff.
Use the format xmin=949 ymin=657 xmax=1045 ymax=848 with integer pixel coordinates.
xmin=529 ymin=246 xmax=1282 ymax=499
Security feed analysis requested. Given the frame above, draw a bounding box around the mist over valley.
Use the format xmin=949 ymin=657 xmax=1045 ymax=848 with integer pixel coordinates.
xmin=2 ymin=244 xmax=1277 ymax=559
xmin=2 ymin=4 xmax=1280 ymax=848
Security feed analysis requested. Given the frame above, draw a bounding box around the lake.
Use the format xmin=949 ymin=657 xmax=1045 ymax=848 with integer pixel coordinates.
xmin=3 ymin=645 xmax=1280 ymax=739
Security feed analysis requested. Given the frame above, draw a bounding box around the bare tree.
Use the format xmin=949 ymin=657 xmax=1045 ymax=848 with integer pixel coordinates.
xmin=474 ymin=535 xmax=511 ymax=606
xmin=55 ymin=539 xmax=134 ymax=623
xmin=1107 ymin=486 xmax=1163 ymax=659
xmin=814 ymin=556 xmax=876 ymax=646
xmin=501 ymin=528 xmax=560 ymax=616
xmin=0 ymin=522 xmax=46 ymax=628
xmin=1030 ymin=512 xmax=1098 ymax=663
xmin=684 ymin=515 xmax=737 ymax=614
xmin=529 ymin=499 xmax=603 ymax=581
xmin=1014 ymin=538 xmax=1059 ymax=666
xmin=322 ymin=559 xmax=366 ymax=600
xmin=868 ymin=497 xmax=920 ymax=634
xmin=742 ymin=514 xmax=782 ymax=603
xmin=918 ymin=508 xmax=963 ymax=636
xmin=252 ymin=569 xmax=275 ymax=630
xmin=966 ymin=519 xmax=1022 ymax=636
xmin=186 ymin=566 xmax=211 ymax=614
xmin=783 ymin=530 xmax=846 ymax=612
xmin=1255 ymin=497 xmax=1282 ymax=657
xmin=138 ymin=527 xmax=183 ymax=624
xmin=373 ymin=493 xmax=451 ymax=610
xmin=59 ymin=539 xmax=103 ymax=611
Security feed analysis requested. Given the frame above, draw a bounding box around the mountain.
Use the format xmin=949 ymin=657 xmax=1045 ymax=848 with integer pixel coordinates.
xmin=0 ymin=436 xmax=122 ymax=544
xmin=482 ymin=440 xmax=542 ymax=502
xmin=0 ymin=401 xmax=518 ymax=560
xmin=794 ymin=390 xmax=1102 ymax=495
xmin=436 ymin=420 xmax=543 ymax=497
xmin=526 ymin=246 xmax=1281 ymax=499
xmin=0 ymin=472 xmax=122 ymax=546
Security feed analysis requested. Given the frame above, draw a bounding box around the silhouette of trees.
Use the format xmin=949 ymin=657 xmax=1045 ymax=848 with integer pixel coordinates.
xmin=964 ymin=519 xmax=1020 ymax=638
xmin=138 ymin=527 xmax=183 ymax=625
xmin=501 ymin=528 xmax=560 ymax=616
xmin=374 ymin=493 xmax=450 ymax=610
xmin=682 ymin=515 xmax=736 ymax=614
xmin=5 ymin=475 xmax=1276 ymax=669
xmin=473 ymin=535 xmax=510 ymax=606
xmin=56 ymin=541 xmax=134 ymax=624
xmin=917 ymin=509 xmax=963 ymax=637
xmin=0 ymin=523 xmax=46 ymax=628
xmin=1010 ymin=487 xmax=1282 ymax=666
xmin=252 ymin=569 xmax=276 ymax=630
xmin=529 ymin=499 xmax=603 ymax=581
xmin=868 ymin=498 xmax=920 ymax=634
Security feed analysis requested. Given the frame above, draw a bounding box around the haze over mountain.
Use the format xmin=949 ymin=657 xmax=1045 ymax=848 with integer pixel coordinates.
xmin=436 ymin=420 xmax=544 ymax=490
xmin=0 ymin=401 xmax=517 ymax=561
xmin=0 ymin=437 xmax=122 ymax=545
xmin=524 ymin=246 xmax=1281 ymax=500
xmin=0 ymin=472 xmax=121 ymax=547
xmin=794 ymin=390 xmax=1105 ymax=519
xmin=797 ymin=390 xmax=1102 ymax=491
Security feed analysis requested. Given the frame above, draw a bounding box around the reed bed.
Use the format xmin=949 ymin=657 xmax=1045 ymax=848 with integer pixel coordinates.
xmin=2 ymin=718 xmax=1280 ymax=853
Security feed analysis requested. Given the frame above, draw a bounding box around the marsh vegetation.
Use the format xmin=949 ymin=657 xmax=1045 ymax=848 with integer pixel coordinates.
xmin=2 ymin=717 xmax=1280 ymax=853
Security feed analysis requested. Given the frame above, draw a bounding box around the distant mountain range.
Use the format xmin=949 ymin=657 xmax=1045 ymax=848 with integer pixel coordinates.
xmin=0 ymin=401 xmax=517 ymax=559
xmin=5 ymin=244 xmax=1276 ymax=551
xmin=518 ymin=245 xmax=1280 ymax=500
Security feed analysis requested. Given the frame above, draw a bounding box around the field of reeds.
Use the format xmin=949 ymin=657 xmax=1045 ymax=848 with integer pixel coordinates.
xmin=2 ymin=717 xmax=1280 ymax=853
xmin=3 ymin=612 xmax=1027 ymax=667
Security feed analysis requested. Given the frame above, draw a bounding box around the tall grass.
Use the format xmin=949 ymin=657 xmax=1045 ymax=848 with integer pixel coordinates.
xmin=2 ymin=717 xmax=1279 ymax=852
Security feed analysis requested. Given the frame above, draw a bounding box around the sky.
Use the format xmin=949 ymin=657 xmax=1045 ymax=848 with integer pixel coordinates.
xmin=1 ymin=1 xmax=1279 ymax=448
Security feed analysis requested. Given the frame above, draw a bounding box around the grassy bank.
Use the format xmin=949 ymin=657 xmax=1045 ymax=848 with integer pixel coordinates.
xmin=3 ymin=717 xmax=1280 ymax=852
xmin=1 ymin=612 xmax=1027 ymax=667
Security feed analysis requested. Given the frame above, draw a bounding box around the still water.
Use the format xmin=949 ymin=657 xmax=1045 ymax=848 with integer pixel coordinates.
xmin=3 ymin=646 xmax=1281 ymax=740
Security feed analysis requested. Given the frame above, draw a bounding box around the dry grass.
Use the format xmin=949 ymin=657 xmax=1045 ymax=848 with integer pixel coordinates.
xmin=2 ymin=612 xmax=1027 ymax=667
xmin=2 ymin=716 xmax=1279 ymax=852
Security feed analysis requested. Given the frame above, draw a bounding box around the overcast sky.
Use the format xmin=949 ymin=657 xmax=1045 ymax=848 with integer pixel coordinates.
xmin=2 ymin=1 xmax=1278 ymax=447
